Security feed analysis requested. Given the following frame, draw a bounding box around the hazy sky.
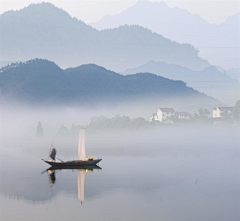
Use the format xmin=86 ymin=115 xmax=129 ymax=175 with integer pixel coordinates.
xmin=0 ymin=0 xmax=239 ymax=24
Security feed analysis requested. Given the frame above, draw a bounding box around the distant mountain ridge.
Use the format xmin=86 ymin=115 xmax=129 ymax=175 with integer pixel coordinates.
xmin=0 ymin=59 xmax=221 ymax=113
xmin=122 ymin=60 xmax=239 ymax=105
xmin=0 ymin=2 xmax=209 ymax=72
xmin=90 ymin=0 xmax=240 ymax=69
xmin=226 ymin=68 xmax=240 ymax=82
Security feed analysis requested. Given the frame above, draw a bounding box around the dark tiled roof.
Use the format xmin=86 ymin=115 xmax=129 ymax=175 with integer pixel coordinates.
xmin=178 ymin=112 xmax=191 ymax=116
xmin=215 ymin=107 xmax=233 ymax=111
xmin=159 ymin=108 xmax=175 ymax=112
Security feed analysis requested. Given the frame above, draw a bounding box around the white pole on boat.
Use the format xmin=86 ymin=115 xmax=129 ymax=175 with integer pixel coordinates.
xmin=78 ymin=129 xmax=86 ymax=161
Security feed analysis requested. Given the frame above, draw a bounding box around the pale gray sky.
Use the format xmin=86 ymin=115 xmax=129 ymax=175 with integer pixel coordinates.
xmin=0 ymin=0 xmax=239 ymax=24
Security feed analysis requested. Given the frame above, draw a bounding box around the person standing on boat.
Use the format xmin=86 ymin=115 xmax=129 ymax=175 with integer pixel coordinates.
xmin=50 ymin=146 xmax=56 ymax=162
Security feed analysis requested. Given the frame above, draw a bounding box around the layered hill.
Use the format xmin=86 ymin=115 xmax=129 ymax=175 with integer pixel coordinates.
xmin=0 ymin=59 xmax=221 ymax=113
xmin=91 ymin=0 xmax=240 ymax=69
xmin=122 ymin=61 xmax=239 ymax=105
xmin=0 ymin=2 xmax=209 ymax=72
xmin=226 ymin=68 xmax=240 ymax=82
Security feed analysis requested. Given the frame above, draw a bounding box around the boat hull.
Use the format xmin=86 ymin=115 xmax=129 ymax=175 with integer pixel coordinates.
xmin=43 ymin=159 xmax=102 ymax=167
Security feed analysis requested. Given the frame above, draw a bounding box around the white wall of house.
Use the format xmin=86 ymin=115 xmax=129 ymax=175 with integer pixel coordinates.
xmin=157 ymin=109 xmax=163 ymax=121
xmin=213 ymin=108 xmax=232 ymax=118
xmin=178 ymin=115 xmax=190 ymax=120
xmin=151 ymin=108 xmax=175 ymax=122
xmin=157 ymin=109 xmax=175 ymax=122
xmin=163 ymin=111 xmax=175 ymax=121
xmin=150 ymin=114 xmax=158 ymax=122
xmin=213 ymin=108 xmax=221 ymax=118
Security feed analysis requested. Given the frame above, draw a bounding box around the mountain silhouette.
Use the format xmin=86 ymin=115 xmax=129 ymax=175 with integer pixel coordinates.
xmin=90 ymin=0 xmax=240 ymax=70
xmin=226 ymin=68 xmax=240 ymax=82
xmin=0 ymin=2 xmax=209 ymax=72
xmin=122 ymin=60 xmax=239 ymax=105
xmin=0 ymin=59 xmax=220 ymax=112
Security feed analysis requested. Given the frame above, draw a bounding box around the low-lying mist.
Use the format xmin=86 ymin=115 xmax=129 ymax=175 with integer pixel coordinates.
xmin=0 ymin=101 xmax=239 ymax=221
xmin=1 ymin=102 xmax=239 ymax=161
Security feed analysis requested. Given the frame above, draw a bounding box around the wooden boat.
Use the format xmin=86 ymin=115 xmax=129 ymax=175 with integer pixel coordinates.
xmin=42 ymin=159 xmax=102 ymax=167
xmin=43 ymin=129 xmax=102 ymax=168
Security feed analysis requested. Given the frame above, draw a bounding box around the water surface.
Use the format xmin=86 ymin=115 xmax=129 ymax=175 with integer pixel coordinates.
xmin=0 ymin=129 xmax=239 ymax=221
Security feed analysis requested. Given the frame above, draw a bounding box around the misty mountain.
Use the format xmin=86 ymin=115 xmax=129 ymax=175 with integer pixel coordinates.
xmin=0 ymin=59 xmax=220 ymax=112
xmin=0 ymin=2 xmax=209 ymax=72
xmin=122 ymin=60 xmax=240 ymax=105
xmin=0 ymin=61 xmax=15 ymax=69
xmin=90 ymin=0 xmax=240 ymax=70
xmin=226 ymin=68 xmax=240 ymax=82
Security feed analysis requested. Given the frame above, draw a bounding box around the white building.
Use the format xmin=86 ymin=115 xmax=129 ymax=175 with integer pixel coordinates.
xmin=150 ymin=108 xmax=175 ymax=122
xmin=150 ymin=113 xmax=158 ymax=122
xmin=178 ymin=112 xmax=191 ymax=120
xmin=213 ymin=107 xmax=233 ymax=118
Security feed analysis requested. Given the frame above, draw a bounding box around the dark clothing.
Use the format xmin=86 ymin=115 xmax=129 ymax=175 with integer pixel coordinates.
xmin=50 ymin=171 xmax=56 ymax=186
xmin=50 ymin=149 xmax=56 ymax=161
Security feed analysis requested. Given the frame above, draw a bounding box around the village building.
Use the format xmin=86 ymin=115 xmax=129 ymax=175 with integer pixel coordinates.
xmin=178 ymin=112 xmax=191 ymax=120
xmin=150 ymin=113 xmax=158 ymax=122
xmin=213 ymin=107 xmax=233 ymax=118
xmin=150 ymin=108 xmax=175 ymax=122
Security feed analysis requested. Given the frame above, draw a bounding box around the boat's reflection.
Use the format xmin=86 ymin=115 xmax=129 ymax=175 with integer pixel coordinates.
xmin=48 ymin=170 xmax=56 ymax=186
xmin=46 ymin=165 xmax=102 ymax=204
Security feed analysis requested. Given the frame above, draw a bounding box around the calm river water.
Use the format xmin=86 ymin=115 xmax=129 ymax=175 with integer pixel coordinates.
xmin=0 ymin=128 xmax=239 ymax=221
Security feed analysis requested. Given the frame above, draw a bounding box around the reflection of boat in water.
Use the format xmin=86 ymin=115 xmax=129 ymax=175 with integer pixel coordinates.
xmin=48 ymin=170 xmax=56 ymax=186
xmin=46 ymin=164 xmax=102 ymax=171
xmin=45 ymin=165 xmax=102 ymax=204
xmin=42 ymin=129 xmax=102 ymax=167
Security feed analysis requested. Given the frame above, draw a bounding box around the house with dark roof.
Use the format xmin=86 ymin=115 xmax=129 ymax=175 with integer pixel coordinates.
xmin=213 ymin=107 xmax=233 ymax=118
xmin=150 ymin=108 xmax=175 ymax=122
xmin=178 ymin=112 xmax=192 ymax=120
